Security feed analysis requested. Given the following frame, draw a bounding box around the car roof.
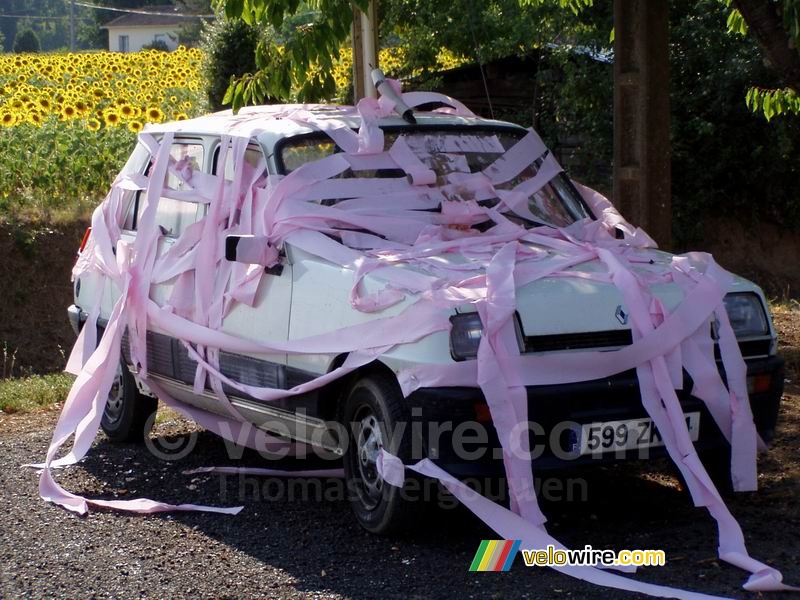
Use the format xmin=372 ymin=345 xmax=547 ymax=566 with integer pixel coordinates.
xmin=142 ymin=104 xmax=527 ymax=150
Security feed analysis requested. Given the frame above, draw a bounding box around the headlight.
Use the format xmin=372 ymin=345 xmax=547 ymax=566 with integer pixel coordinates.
xmin=449 ymin=313 xmax=483 ymax=360
xmin=723 ymin=293 xmax=769 ymax=338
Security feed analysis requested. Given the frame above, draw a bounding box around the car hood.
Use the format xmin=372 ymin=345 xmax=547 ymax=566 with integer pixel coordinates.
xmin=290 ymin=240 xmax=762 ymax=340
xmin=426 ymin=247 xmax=760 ymax=338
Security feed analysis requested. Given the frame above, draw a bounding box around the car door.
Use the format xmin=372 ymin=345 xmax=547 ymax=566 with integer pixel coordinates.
xmin=214 ymin=141 xmax=293 ymax=389
xmin=114 ymin=137 xmax=208 ymax=380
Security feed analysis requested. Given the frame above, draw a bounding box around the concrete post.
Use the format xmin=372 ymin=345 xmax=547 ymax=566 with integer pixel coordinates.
xmin=352 ymin=0 xmax=379 ymax=101
xmin=613 ymin=0 xmax=671 ymax=248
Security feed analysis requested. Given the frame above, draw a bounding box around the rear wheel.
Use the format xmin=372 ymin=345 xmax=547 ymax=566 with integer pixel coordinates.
xmin=101 ymin=360 xmax=158 ymax=443
xmin=342 ymin=373 xmax=418 ymax=534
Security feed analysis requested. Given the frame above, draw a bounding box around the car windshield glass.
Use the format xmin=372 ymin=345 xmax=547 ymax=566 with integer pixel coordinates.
xmin=278 ymin=128 xmax=591 ymax=228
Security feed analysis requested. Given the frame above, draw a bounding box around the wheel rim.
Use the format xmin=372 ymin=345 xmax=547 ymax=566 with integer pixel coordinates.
xmin=103 ymin=363 xmax=124 ymax=426
xmin=353 ymin=406 xmax=385 ymax=510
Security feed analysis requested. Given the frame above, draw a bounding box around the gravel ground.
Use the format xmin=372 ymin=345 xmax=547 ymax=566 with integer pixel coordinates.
xmin=1 ymin=391 xmax=798 ymax=600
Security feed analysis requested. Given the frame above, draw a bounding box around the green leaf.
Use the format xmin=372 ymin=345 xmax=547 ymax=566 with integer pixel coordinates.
xmin=726 ymin=8 xmax=748 ymax=36
xmin=221 ymin=77 xmax=236 ymax=105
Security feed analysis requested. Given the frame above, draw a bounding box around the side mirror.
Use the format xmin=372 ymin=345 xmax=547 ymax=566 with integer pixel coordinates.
xmin=225 ymin=235 xmax=284 ymax=276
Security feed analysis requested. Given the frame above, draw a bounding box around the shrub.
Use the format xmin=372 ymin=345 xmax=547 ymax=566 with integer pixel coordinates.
xmin=142 ymin=39 xmax=171 ymax=52
xmin=200 ymin=16 xmax=262 ymax=111
xmin=13 ymin=28 xmax=40 ymax=53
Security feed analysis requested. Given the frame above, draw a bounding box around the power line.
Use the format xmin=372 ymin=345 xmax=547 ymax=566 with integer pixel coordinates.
xmin=0 ymin=14 xmax=93 ymax=21
xmin=67 ymin=1 xmax=214 ymax=18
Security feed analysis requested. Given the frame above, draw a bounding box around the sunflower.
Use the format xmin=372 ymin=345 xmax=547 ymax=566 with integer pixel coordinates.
xmin=0 ymin=47 xmax=205 ymax=129
xmin=118 ymin=103 xmax=135 ymax=119
xmin=86 ymin=117 xmax=101 ymax=131
xmin=145 ymin=106 xmax=164 ymax=123
xmin=60 ymin=104 xmax=78 ymax=120
xmin=103 ymin=109 xmax=120 ymax=127
xmin=0 ymin=112 xmax=16 ymax=127
xmin=173 ymin=112 xmax=189 ymax=121
xmin=127 ymin=120 xmax=143 ymax=133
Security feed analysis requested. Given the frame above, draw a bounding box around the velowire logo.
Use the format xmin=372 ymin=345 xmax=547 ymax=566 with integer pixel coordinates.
xmin=469 ymin=540 xmax=521 ymax=572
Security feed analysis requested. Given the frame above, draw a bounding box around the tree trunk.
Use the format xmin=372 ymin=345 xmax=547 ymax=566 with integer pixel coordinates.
xmin=733 ymin=0 xmax=800 ymax=92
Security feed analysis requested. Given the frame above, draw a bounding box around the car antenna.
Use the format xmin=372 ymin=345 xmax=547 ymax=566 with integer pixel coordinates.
xmin=371 ymin=68 xmax=417 ymax=124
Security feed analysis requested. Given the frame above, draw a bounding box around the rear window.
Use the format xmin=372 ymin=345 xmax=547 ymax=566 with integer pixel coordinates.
xmin=277 ymin=128 xmax=590 ymax=228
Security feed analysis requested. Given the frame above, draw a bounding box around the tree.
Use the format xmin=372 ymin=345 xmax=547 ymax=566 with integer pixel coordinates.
xmin=215 ymin=0 xmax=800 ymax=118
xmin=174 ymin=0 xmax=213 ymax=46
xmin=724 ymin=0 xmax=800 ymax=117
xmin=215 ymin=0 xmax=593 ymax=107
xmin=13 ymin=27 xmax=40 ymax=53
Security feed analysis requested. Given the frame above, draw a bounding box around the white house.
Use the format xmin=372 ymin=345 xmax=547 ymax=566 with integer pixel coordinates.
xmin=102 ymin=5 xmax=192 ymax=52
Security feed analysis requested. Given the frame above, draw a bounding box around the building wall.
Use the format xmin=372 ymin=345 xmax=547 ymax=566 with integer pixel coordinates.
xmin=106 ymin=26 xmax=181 ymax=52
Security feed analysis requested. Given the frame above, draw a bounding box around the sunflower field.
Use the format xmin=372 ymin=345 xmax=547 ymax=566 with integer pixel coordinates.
xmin=0 ymin=47 xmax=205 ymax=220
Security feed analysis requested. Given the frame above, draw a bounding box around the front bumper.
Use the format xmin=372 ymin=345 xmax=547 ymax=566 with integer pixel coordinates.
xmin=406 ymin=356 xmax=784 ymax=478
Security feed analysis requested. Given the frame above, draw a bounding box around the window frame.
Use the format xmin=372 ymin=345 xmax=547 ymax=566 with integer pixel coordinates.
xmin=121 ymin=136 xmax=208 ymax=237
xmin=272 ymin=124 xmax=595 ymax=224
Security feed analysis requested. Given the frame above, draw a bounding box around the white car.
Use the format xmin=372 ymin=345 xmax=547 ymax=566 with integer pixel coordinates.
xmin=68 ymin=97 xmax=784 ymax=534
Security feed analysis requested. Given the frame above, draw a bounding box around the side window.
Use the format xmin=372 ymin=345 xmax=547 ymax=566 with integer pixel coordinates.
xmin=280 ymin=138 xmax=336 ymax=173
xmin=125 ymin=141 xmax=205 ymax=238
xmin=213 ymin=143 xmax=266 ymax=182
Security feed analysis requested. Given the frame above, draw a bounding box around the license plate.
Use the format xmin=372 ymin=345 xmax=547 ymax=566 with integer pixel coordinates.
xmin=579 ymin=412 xmax=700 ymax=456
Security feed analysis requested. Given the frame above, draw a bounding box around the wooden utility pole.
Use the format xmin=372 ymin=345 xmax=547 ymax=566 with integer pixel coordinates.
xmin=613 ymin=0 xmax=671 ymax=248
xmin=70 ymin=0 xmax=76 ymax=51
xmin=352 ymin=0 xmax=379 ymax=101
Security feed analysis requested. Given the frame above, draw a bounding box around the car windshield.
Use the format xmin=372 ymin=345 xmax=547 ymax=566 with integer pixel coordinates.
xmin=277 ymin=128 xmax=591 ymax=229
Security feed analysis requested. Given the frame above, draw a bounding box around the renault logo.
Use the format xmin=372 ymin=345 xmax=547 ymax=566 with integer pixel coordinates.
xmin=615 ymin=305 xmax=629 ymax=325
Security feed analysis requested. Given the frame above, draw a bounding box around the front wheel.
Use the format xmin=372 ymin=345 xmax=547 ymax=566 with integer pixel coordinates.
xmin=100 ymin=360 xmax=158 ymax=443
xmin=341 ymin=373 xmax=418 ymax=534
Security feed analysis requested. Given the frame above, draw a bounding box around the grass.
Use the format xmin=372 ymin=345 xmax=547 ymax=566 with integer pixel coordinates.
xmin=0 ymin=373 xmax=75 ymax=414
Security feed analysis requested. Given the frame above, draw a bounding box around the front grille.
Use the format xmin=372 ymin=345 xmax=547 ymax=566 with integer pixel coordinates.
xmin=522 ymin=327 xmax=771 ymax=359
xmin=524 ymin=329 xmax=633 ymax=353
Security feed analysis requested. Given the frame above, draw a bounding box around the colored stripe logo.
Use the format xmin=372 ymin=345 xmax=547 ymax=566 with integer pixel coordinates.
xmin=469 ymin=540 xmax=521 ymax=572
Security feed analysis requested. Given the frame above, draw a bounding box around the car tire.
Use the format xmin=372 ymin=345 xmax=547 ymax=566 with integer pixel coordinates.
xmin=341 ymin=373 xmax=419 ymax=535
xmin=100 ymin=360 xmax=158 ymax=443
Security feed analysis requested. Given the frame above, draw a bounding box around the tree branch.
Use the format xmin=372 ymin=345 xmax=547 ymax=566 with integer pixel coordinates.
xmin=733 ymin=0 xmax=800 ymax=91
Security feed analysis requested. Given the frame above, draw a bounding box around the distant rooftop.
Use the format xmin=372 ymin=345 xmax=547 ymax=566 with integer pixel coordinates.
xmin=101 ymin=5 xmax=204 ymax=29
